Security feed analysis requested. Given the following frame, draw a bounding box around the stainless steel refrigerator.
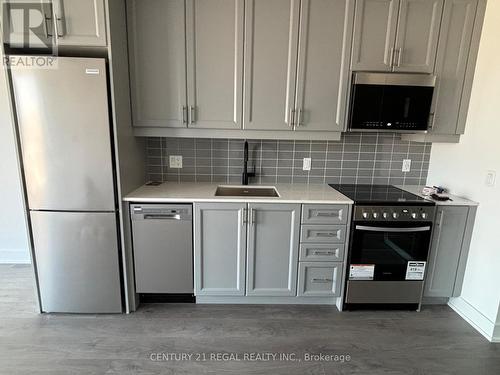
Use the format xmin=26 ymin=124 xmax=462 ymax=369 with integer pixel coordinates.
xmin=11 ymin=56 xmax=122 ymax=313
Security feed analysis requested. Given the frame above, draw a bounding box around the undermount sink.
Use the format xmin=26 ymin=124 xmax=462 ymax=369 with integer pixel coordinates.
xmin=215 ymin=185 xmax=280 ymax=198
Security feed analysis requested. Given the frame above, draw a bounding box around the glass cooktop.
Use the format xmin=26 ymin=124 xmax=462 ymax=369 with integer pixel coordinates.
xmin=329 ymin=184 xmax=434 ymax=206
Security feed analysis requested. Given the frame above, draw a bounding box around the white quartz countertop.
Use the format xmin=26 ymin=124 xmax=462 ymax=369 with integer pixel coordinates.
xmin=397 ymin=185 xmax=479 ymax=206
xmin=124 ymin=182 xmax=353 ymax=205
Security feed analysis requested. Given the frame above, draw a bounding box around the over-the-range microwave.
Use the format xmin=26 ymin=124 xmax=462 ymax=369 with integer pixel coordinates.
xmin=348 ymin=72 xmax=436 ymax=133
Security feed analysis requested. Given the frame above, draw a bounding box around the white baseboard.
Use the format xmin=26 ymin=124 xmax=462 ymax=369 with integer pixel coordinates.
xmin=448 ymin=296 xmax=498 ymax=342
xmin=0 ymin=249 xmax=31 ymax=264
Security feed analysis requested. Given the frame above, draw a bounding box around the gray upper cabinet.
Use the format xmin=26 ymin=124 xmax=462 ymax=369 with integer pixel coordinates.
xmin=185 ymin=0 xmax=244 ymax=129
xmin=428 ymin=0 xmax=479 ymax=135
xmin=294 ymin=0 xmax=355 ymax=132
xmin=194 ymin=203 xmax=247 ymax=296
xmin=392 ymin=0 xmax=443 ymax=73
xmin=51 ymin=0 xmax=107 ymax=47
xmin=243 ymin=0 xmax=300 ymax=131
xmin=351 ymin=0 xmax=443 ymax=73
xmin=424 ymin=206 xmax=470 ymax=298
xmin=2 ymin=0 xmax=105 ymax=48
xmin=127 ymin=0 xmax=187 ymax=128
xmin=351 ymin=0 xmax=399 ymax=71
xmin=246 ymin=203 xmax=301 ymax=296
xmin=128 ymin=0 xmax=243 ymax=129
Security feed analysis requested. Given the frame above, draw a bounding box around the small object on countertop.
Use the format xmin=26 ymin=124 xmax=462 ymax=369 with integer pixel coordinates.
xmin=434 ymin=186 xmax=446 ymax=194
xmin=145 ymin=181 xmax=162 ymax=186
xmin=422 ymin=186 xmax=437 ymax=196
xmin=431 ymin=193 xmax=452 ymax=202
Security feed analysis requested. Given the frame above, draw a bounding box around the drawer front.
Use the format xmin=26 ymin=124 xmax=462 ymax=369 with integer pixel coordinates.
xmin=297 ymin=262 xmax=343 ymax=297
xmin=301 ymin=204 xmax=348 ymax=225
xmin=299 ymin=244 xmax=344 ymax=262
xmin=300 ymin=225 xmax=346 ymax=243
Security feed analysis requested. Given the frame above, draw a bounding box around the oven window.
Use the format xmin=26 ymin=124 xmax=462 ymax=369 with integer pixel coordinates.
xmin=350 ymin=225 xmax=432 ymax=280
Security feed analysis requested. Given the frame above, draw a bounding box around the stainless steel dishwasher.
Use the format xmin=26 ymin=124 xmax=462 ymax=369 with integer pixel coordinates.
xmin=131 ymin=204 xmax=193 ymax=294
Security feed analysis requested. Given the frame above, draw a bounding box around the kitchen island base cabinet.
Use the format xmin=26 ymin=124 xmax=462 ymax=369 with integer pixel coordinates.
xmin=194 ymin=203 xmax=247 ymax=296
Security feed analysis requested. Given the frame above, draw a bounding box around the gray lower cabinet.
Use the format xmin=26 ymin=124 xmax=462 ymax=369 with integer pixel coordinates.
xmin=246 ymin=203 xmax=301 ymax=296
xmin=194 ymin=203 xmax=247 ymax=296
xmin=351 ymin=0 xmax=443 ymax=73
xmin=424 ymin=206 xmax=477 ymax=298
xmin=297 ymin=262 xmax=343 ymax=297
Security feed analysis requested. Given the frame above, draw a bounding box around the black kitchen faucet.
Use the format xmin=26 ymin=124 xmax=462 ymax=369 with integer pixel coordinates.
xmin=242 ymin=140 xmax=256 ymax=185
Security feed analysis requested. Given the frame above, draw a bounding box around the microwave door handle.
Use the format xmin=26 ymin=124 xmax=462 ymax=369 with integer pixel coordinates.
xmin=355 ymin=225 xmax=431 ymax=233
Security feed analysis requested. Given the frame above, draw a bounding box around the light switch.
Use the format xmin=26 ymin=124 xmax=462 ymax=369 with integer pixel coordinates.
xmin=402 ymin=159 xmax=411 ymax=172
xmin=303 ymin=158 xmax=312 ymax=171
xmin=169 ymin=155 xmax=183 ymax=169
xmin=486 ymin=170 xmax=496 ymax=187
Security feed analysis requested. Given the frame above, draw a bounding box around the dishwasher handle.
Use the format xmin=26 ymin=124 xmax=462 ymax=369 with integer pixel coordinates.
xmin=143 ymin=214 xmax=181 ymax=220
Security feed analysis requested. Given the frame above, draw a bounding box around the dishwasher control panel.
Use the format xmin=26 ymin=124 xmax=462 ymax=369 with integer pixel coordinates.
xmin=131 ymin=204 xmax=192 ymax=221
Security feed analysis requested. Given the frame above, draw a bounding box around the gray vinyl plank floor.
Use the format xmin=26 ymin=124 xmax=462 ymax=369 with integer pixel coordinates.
xmin=0 ymin=264 xmax=499 ymax=374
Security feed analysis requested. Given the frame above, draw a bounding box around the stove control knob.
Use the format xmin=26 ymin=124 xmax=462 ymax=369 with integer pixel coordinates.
xmin=372 ymin=212 xmax=379 ymax=219
xmin=382 ymin=212 xmax=389 ymax=219
xmin=392 ymin=212 xmax=399 ymax=219
xmin=411 ymin=212 xmax=418 ymax=219
xmin=421 ymin=212 xmax=428 ymax=219
xmin=362 ymin=212 xmax=369 ymax=219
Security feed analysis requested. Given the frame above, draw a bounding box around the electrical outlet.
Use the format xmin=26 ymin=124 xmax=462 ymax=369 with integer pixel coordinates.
xmin=303 ymin=158 xmax=312 ymax=171
xmin=169 ymin=155 xmax=183 ymax=169
xmin=402 ymin=159 xmax=411 ymax=172
xmin=486 ymin=170 xmax=496 ymax=187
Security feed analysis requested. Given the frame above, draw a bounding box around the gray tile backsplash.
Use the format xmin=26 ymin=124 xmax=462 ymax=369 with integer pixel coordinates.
xmin=146 ymin=133 xmax=431 ymax=186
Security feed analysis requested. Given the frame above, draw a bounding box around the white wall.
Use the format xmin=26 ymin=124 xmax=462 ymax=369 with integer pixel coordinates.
xmin=427 ymin=0 xmax=500 ymax=340
xmin=0 ymin=47 xmax=30 ymax=264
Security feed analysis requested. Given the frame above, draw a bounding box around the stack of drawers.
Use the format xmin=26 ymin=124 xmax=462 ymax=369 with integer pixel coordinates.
xmin=297 ymin=204 xmax=349 ymax=297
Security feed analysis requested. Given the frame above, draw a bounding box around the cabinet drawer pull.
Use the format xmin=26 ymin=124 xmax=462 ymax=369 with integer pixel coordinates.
xmin=315 ymin=232 xmax=336 ymax=237
xmin=315 ymin=212 xmax=337 ymax=217
xmin=313 ymin=250 xmax=335 ymax=256
xmin=311 ymin=278 xmax=333 ymax=283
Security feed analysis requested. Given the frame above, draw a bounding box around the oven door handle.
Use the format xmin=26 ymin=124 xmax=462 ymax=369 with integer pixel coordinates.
xmin=355 ymin=225 xmax=431 ymax=232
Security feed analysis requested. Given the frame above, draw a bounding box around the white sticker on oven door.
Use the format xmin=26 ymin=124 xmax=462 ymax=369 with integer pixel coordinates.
xmin=349 ymin=264 xmax=375 ymax=280
xmin=406 ymin=261 xmax=426 ymax=280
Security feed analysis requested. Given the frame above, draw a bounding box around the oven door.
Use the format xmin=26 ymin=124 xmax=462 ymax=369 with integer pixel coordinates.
xmin=349 ymin=222 xmax=432 ymax=281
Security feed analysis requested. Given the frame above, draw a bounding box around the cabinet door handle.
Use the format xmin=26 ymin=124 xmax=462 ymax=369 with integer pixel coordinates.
xmin=189 ymin=106 xmax=196 ymax=125
xmin=428 ymin=113 xmax=435 ymax=129
xmin=54 ymin=15 xmax=65 ymax=38
xmin=312 ymin=278 xmax=333 ymax=283
xmin=43 ymin=13 xmax=53 ymax=38
xmin=288 ymin=108 xmax=295 ymax=128
xmin=389 ymin=47 xmax=395 ymax=68
xmin=397 ymin=48 xmax=402 ymax=67
xmin=242 ymin=208 xmax=248 ymax=226
xmin=249 ymin=208 xmax=256 ymax=225
xmin=182 ymin=106 xmax=188 ymax=125
xmin=296 ymin=108 xmax=303 ymax=127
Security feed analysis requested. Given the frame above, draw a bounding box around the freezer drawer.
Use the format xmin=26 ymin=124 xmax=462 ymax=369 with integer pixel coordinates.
xmin=131 ymin=204 xmax=193 ymax=294
xmin=31 ymin=211 xmax=122 ymax=313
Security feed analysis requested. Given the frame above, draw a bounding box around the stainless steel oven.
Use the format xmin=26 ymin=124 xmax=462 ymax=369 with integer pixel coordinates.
xmin=344 ymin=205 xmax=436 ymax=310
